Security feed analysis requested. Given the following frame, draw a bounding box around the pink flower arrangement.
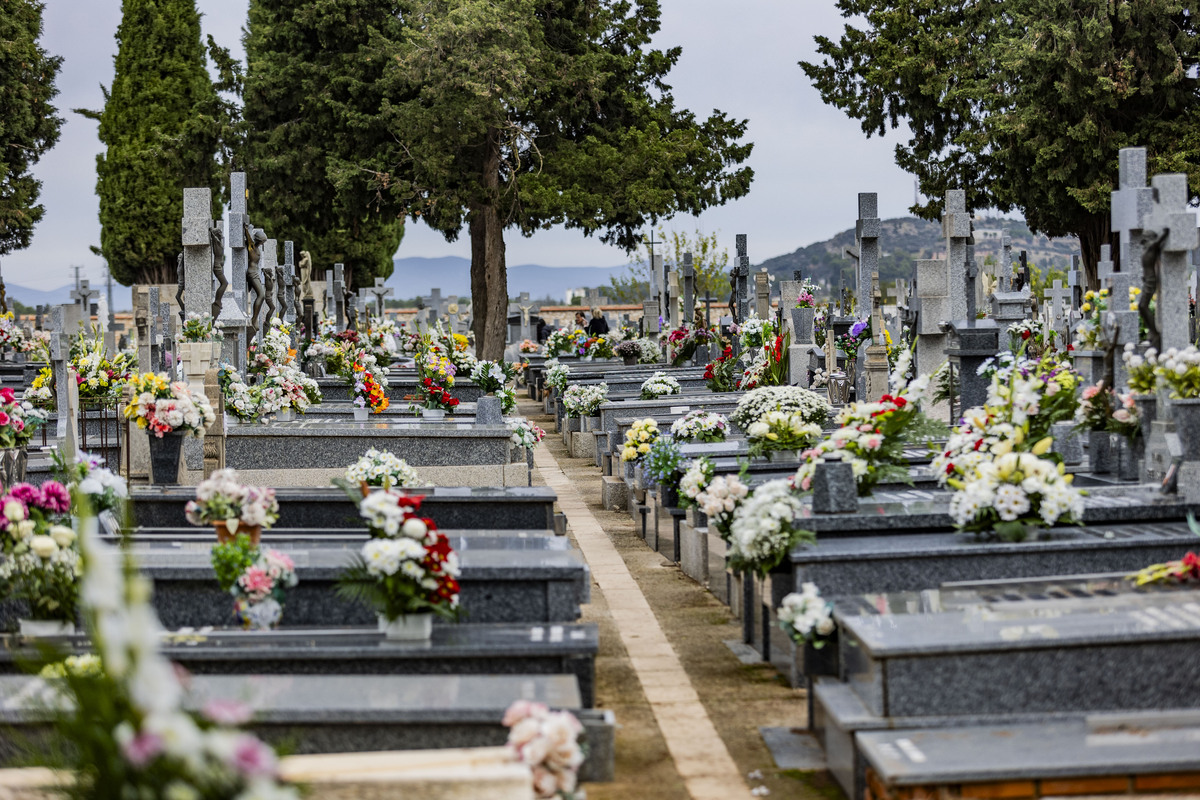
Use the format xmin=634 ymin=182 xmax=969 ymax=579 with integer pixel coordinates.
xmin=503 ymin=700 xmax=586 ymax=799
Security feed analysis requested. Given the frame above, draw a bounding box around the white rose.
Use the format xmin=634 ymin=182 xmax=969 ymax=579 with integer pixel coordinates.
xmin=3 ymin=500 xmax=25 ymax=522
xmin=30 ymin=535 xmax=59 ymax=558
xmin=49 ymin=525 xmax=76 ymax=548
xmin=401 ymin=518 xmax=428 ymax=539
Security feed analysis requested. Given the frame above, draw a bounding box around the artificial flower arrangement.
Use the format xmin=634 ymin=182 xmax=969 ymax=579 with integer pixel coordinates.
xmin=642 ymin=435 xmax=684 ymax=495
xmin=211 ymin=533 xmax=299 ymax=629
xmin=180 ymin=312 xmax=221 ymax=343
xmin=778 ymin=582 xmax=836 ymax=649
xmin=730 ymin=386 xmax=831 ymax=433
xmin=667 ymin=325 xmax=716 ymax=366
xmin=124 ymin=372 xmax=216 ymax=438
xmin=620 ymin=418 xmax=660 ymax=463
xmin=503 ymin=700 xmax=587 ymax=800
xmin=336 ymin=491 xmax=462 ymax=630
xmin=1123 ymin=344 xmax=1159 ymax=395
xmin=244 ymin=320 xmax=323 ymax=416
xmin=794 ymin=279 xmax=819 ymax=308
xmin=739 ymin=315 xmax=775 ymax=350
xmin=218 ymin=364 xmax=265 ymax=422
xmin=632 ymin=337 xmax=662 ymax=364
xmin=416 ymin=348 xmax=459 ymax=412
xmin=1131 ymin=548 xmax=1200 ymax=586
xmin=70 ymin=331 xmax=136 ymax=400
xmin=0 ymin=386 xmax=47 ymax=448
xmin=354 ymin=354 xmax=391 ymax=413
xmin=519 ymin=339 xmax=540 ymax=354
xmin=694 ymin=470 xmax=750 ymax=541
xmin=703 ymin=345 xmax=739 ymax=392
xmin=640 ymin=371 xmax=681 ymax=400
xmin=55 ymin=452 xmax=128 ymax=516
xmin=1154 ymin=346 xmax=1200 ymax=398
xmin=834 ymin=318 xmax=869 ymax=361
xmin=545 ymin=327 xmax=586 ymax=358
xmin=561 ymin=383 xmax=608 ymax=418
xmin=344 ymin=448 xmax=427 ymax=490
xmin=545 ymin=361 xmax=571 ymax=393
xmin=1074 ymin=381 xmax=1116 ymax=432
xmin=0 ymin=311 xmax=26 ymax=350
xmin=35 ymin=506 xmax=299 ymax=800
xmin=727 ymin=478 xmax=815 ymax=577
xmin=947 ymin=450 xmax=1083 ymax=541
xmin=509 ymin=418 xmax=547 ymax=451
xmin=793 ymin=370 xmax=943 ymax=496
xmin=670 ymin=410 xmax=728 ymax=443
xmin=582 ymin=334 xmax=615 ymax=360
xmin=472 ymin=360 xmax=518 ymax=413
xmin=677 ymin=456 xmax=715 ymax=510
xmin=614 ymin=339 xmax=642 ymax=362
xmin=185 ymin=468 xmax=280 ymax=543
xmin=0 ymin=481 xmax=77 ymax=629
xmin=27 ymin=366 xmax=54 ymax=409
xmin=737 ymin=332 xmax=791 ymax=390
xmin=1071 ymin=290 xmax=1108 ymax=351
xmin=745 ymin=410 xmax=823 ymax=456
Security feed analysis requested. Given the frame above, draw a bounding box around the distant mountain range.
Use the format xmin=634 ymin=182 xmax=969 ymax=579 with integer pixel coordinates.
xmin=8 ymin=216 xmax=1081 ymax=310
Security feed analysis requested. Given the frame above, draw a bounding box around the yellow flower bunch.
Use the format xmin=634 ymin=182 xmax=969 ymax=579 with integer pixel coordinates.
xmin=1129 ymin=285 xmax=1142 ymax=311
xmin=452 ymin=333 xmax=469 ymax=352
xmin=620 ymin=418 xmax=660 ymax=462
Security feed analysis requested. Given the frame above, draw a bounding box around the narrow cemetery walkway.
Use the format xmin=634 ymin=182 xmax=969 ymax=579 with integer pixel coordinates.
xmin=522 ymin=398 xmax=835 ymax=800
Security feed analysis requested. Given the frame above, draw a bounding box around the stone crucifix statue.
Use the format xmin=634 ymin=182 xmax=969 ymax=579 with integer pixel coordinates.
xmin=209 ymin=223 xmax=227 ymax=319
xmin=244 ymin=223 xmax=267 ymax=331
xmin=299 ymin=251 xmax=313 ymax=301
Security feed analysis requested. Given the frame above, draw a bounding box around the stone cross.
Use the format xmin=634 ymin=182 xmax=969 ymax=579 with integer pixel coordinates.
xmin=1112 ymin=148 xmax=1156 ymax=277
xmin=964 ymin=225 xmax=979 ymax=326
xmin=70 ymin=280 xmax=99 ymax=321
xmin=1001 ymin=232 xmax=1016 ymax=283
xmin=369 ymin=277 xmax=393 ymax=318
xmin=1099 ymin=245 xmax=1139 ymax=389
xmin=1067 ymin=255 xmax=1084 ymax=309
xmin=217 ymin=172 xmax=251 ymax=370
xmin=863 ymin=272 xmax=891 ymax=401
xmin=180 ymin=187 xmax=214 ymax=336
xmin=282 ymin=242 xmax=297 ymax=325
xmin=1144 ymin=170 xmax=1198 ymax=353
xmin=734 ymin=234 xmax=750 ymax=325
xmin=681 ymin=253 xmax=696 ymax=325
xmin=754 ymin=269 xmax=770 ymax=320
xmin=1046 ymin=279 xmax=1072 ymax=337
xmin=332 ymin=264 xmax=347 ymax=329
xmin=942 ymin=190 xmax=971 ymax=323
xmin=324 ymin=269 xmax=335 ymax=319
xmin=856 ymin=193 xmax=880 ymax=318
xmin=260 ymin=239 xmax=279 ymax=339
xmin=914 ymin=258 xmax=950 ymax=378
xmin=649 ymin=253 xmax=666 ymax=324
xmin=667 ymin=270 xmax=682 ymax=329
xmin=426 ymin=287 xmax=447 ymax=321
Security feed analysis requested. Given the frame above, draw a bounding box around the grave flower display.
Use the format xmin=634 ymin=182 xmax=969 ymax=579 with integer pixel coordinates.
xmin=582 ymin=334 xmax=615 ymax=359
xmin=670 ymin=410 xmax=728 ymax=443
xmin=218 ymin=365 xmax=264 ymax=422
xmin=353 ymin=355 xmax=390 ymax=414
xmin=1131 ymin=549 xmax=1200 ymax=586
xmin=1110 ymin=391 xmax=1141 ymax=443
xmin=746 ymin=410 xmax=823 ymax=456
xmin=730 ymin=386 xmax=831 ymax=432
xmin=793 ymin=390 xmax=945 ymax=496
xmin=667 ymin=325 xmax=716 ymax=366
xmin=561 ymin=383 xmax=608 ymax=418
xmin=211 ymin=533 xmax=299 ymax=630
xmin=344 ymin=448 xmax=427 ymax=491
xmin=27 ymin=367 xmax=54 ymax=409
xmin=70 ymin=332 xmax=135 ymax=401
xmin=545 ymin=328 xmax=585 ymax=358
xmin=778 ymin=582 xmax=836 ymax=649
xmin=472 ymin=360 xmax=518 ymax=413
xmin=519 ymin=339 xmax=540 ymax=354
xmin=337 ymin=491 xmax=461 ymax=640
xmin=34 ymin=510 xmax=299 ymax=800
xmin=737 ymin=332 xmax=791 ymax=390
xmin=635 ymin=337 xmax=662 ymax=364
xmin=546 ymin=361 xmax=571 ymax=393
xmin=639 ymin=371 xmax=681 ymax=399
xmin=124 ymin=373 xmax=215 ymax=485
xmin=678 ymin=456 xmax=715 ymax=510
xmin=738 ymin=315 xmax=775 ymax=350
xmin=727 ymin=479 xmax=815 ymax=577
xmin=0 ymin=480 xmax=77 ymax=635
xmin=694 ymin=473 xmax=750 ymax=541
xmin=1123 ymin=344 xmax=1159 ymax=395
xmin=0 ymin=312 xmax=25 ymax=351
xmin=947 ymin=451 xmax=1083 ymax=541
xmin=614 ymin=339 xmax=642 ymax=364
xmin=642 ymin=436 xmax=684 ymax=504
xmin=180 ymin=312 xmax=221 ymax=343
xmin=620 ymin=418 xmax=659 ymax=463
xmin=185 ymin=468 xmax=280 ymax=545
xmin=502 ymin=700 xmax=587 ymax=800
xmin=57 ymin=452 xmax=128 ymax=516
xmin=1074 ymin=381 xmax=1115 ymax=432
xmin=1154 ymin=345 xmax=1200 ymax=398
xmin=416 ymin=349 xmax=458 ymax=414
xmin=703 ymin=345 xmax=738 ymax=392
xmin=509 ymin=418 xmax=547 ymax=451
xmin=0 ymin=386 xmax=47 ymax=485
xmin=834 ymin=318 xmax=869 ymax=364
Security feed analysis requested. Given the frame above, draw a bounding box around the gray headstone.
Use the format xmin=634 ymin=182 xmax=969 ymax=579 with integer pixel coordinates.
xmin=942 ymin=190 xmax=971 ymax=324
xmin=181 ymin=188 xmax=214 ymax=331
xmin=811 ymin=461 xmax=857 ymax=513
xmin=856 ymin=193 xmax=880 ymax=319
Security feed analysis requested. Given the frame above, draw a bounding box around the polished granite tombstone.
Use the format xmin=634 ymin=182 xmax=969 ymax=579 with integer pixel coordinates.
xmin=316 ymin=376 xmax=487 ymax=403
xmin=131 ymin=486 xmax=558 ymax=531
xmin=223 ymin=418 xmax=512 ymax=470
xmin=0 ymin=623 xmax=599 ymax=706
xmin=811 ymin=575 xmax=1200 ymax=799
xmin=0 ymin=673 xmax=615 ymax=781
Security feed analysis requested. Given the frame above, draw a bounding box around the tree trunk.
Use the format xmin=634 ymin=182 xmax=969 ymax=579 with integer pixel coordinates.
xmin=1076 ymin=213 xmax=1111 ymax=292
xmin=469 ymin=128 xmax=508 ymax=361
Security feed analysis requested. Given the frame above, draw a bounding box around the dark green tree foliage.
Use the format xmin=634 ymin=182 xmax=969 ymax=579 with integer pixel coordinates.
xmin=243 ymin=0 xmax=404 ymax=289
xmin=81 ymin=0 xmax=225 ymax=286
xmin=332 ymin=0 xmax=753 ymax=358
xmin=802 ymin=0 xmax=1200 ymax=287
xmin=0 ymin=0 xmax=63 ymax=255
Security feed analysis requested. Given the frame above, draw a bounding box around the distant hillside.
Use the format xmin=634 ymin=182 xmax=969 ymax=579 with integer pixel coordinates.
xmin=386 ymin=256 xmax=626 ymax=301
xmin=756 ymin=216 xmax=1080 ymax=289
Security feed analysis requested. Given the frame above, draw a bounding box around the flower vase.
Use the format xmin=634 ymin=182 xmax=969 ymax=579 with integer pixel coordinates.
xmin=275 ymin=408 xmax=294 ymax=422
xmin=213 ymin=521 xmax=262 ymax=546
xmin=1116 ymin=436 xmax=1139 ymax=481
xmin=1133 ymin=394 xmax=1158 ymax=442
xmin=660 ymin=484 xmax=680 ymax=508
xmin=147 ymin=430 xmax=185 ymax=485
xmin=236 ymin=598 xmax=282 ymax=630
xmin=1171 ymin=398 xmax=1200 ymax=461
xmin=766 ymin=449 xmax=803 ymax=464
xmin=623 ymin=354 xmax=638 ymax=366
xmin=0 ymin=447 xmax=27 ymax=489
xmin=1050 ymin=421 xmax=1083 ymax=467
xmin=802 ymin=633 xmax=839 ymax=678
xmin=352 ymin=407 xmax=370 ymax=422
xmin=379 ymin=612 xmax=433 ymax=641
xmin=422 ymin=408 xmax=446 ymax=420
xmin=827 ymin=373 xmax=852 ymax=406
xmin=1088 ymin=430 xmax=1116 ymax=474
xmin=791 ymin=307 xmax=814 ymax=344
xmin=19 ymin=619 xmax=75 ymax=637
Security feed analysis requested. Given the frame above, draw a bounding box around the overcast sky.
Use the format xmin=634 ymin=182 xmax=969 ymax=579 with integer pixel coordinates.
xmin=7 ymin=0 xmax=919 ymax=292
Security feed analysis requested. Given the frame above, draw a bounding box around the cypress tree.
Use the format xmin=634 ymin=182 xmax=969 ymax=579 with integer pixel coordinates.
xmin=80 ymin=0 xmax=225 ymax=285
xmin=0 ymin=0 xmax=63 ymax=256
xmin=243 ymin=0 xmax=403 ymax=290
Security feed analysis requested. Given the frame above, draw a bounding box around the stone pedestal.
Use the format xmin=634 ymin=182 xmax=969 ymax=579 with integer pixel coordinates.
xmin=944 ymin=320 xmax=1000 ymax=412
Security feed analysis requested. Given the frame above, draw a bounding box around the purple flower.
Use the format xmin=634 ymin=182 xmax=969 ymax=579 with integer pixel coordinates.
xmin=849 ymin=319 xmax=869 ymax=339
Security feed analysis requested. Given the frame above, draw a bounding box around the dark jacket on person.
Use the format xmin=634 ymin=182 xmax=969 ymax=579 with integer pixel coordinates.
xmin=587 ymin=317 xmax=609 ymax=336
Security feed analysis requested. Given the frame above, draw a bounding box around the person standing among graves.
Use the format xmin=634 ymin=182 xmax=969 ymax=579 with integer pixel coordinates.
xmin=587 ymin=309 xmax=609 ymax=336
xmin=574 ymin=310 xmax=587 ymax=330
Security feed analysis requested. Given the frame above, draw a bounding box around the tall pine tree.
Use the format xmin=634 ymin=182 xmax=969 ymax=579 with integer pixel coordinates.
xmin=0 ymin=0 xmax=63 ymax=256
xmin=243 ymin=0 xmax=404 ymax=290
xmin=329 ymin=0 xmax=753 ymax=358
xmin=80 ymin=0 xmax=226 ymax=285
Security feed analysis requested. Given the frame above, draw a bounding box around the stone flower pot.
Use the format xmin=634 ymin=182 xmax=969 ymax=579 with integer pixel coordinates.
xmin=1171 ymin=398 xmax=1200 ymax=462
xmin=1088 ymin=429 xmax=1116 ymax=474
xmin=380 ymin=613 xmax=433 ymax=641
xmin=147 ymin=430 xmax=184 ymax=485
xmin=1050 ymin=421 xmax=1083 ymax=467
xmin=791 ymin=307 xmax=815 ymax=344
